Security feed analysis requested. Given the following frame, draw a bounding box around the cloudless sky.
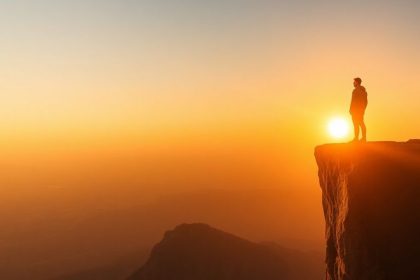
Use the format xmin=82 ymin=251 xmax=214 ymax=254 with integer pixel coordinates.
xmin=1 ymin=0 xmax=420 ymax=193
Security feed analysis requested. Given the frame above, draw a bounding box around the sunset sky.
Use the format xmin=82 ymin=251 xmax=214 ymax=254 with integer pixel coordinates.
xmin=2 ymin=2 xmax=420 ymax=278
xmin=1 ymin=0 xmax=420 ymax=194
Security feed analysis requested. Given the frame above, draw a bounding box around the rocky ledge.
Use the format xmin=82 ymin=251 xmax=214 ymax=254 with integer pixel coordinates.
xmin=315 ymin=140 xmax=420 ymax=280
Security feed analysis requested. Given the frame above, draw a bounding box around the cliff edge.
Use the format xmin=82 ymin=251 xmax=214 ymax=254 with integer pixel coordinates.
xmin=315 ymin=140 xmax=420 ymax=280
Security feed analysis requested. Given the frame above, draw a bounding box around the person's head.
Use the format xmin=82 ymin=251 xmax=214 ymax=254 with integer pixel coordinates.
xmin=353 ymin=77 xmax=362 ymax=87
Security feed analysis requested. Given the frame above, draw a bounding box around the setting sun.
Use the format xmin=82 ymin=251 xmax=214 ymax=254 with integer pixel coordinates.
xmin=328 ymin=118 xmax=350 ymax=139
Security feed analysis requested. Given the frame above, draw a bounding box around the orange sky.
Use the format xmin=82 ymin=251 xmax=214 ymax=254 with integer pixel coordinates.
xmin=2 ymin=1 xmax=420 ymax=198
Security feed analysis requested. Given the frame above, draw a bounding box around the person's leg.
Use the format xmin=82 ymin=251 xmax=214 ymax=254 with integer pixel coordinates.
xmin=360 ymin=120 xmax=367 ymax=141
xmin=352 ymin=115 xmax=359 ymax=141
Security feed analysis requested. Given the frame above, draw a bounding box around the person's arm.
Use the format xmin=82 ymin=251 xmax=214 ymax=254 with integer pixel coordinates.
xmin=349 ymin=91 xmax=355 ymax=114
xmin=363 ymin=91 xmax=368 ymax=109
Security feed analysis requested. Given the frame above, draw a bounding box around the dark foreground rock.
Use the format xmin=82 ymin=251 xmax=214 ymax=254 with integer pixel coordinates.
xmin=315 ymin=141 xmax=420 ymax=280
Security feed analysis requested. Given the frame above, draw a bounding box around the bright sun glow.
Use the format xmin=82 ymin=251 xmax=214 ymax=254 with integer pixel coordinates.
xmin=328 ymin=117 xmax=350 ymax=139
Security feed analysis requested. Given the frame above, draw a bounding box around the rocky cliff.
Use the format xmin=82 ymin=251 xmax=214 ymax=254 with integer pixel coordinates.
xmin=315 ymin=140 xmax=420 ymax=280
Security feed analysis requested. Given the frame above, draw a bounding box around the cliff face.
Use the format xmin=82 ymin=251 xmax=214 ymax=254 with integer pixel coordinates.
xmin=315 ymin=141 xmax=420 ymax=280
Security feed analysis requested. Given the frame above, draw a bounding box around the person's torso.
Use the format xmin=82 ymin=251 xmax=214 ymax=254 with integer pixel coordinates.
xmin=352 ymin=86 xmax=367 ymax=105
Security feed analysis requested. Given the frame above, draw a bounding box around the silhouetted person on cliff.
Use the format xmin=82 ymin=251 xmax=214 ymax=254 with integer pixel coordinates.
xmin=350 ymin=77 xmax=368 ymax=142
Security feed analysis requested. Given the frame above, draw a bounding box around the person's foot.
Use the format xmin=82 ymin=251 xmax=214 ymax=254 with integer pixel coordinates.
xmin=360 ymin=137 xmax=367 ymax=142
xmin=351 ymin=138 xmax=359 ymax=143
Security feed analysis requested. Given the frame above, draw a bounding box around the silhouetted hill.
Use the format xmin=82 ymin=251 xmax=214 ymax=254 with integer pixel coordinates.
xmin=127 ymin=223 xmax=323 ymax=280
xmin=0 ymin=188 xmax=323 ymax=280
xmin=315 ymin=140 xmax=420 ymax=280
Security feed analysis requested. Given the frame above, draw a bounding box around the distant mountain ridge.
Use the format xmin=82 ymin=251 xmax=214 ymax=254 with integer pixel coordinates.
xmin=1 ymin=187 xmax=323 ymax=280
xmin=128 ymin=223 xmax=323 ymax=280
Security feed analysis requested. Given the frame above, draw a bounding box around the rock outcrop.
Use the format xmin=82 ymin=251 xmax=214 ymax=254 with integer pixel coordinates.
xmin=315 ymin=141 xmax=420 ymax=280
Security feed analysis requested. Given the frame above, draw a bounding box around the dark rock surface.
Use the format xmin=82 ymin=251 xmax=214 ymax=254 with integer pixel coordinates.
xmin=315 ymin=141 xmax=420 ymax=280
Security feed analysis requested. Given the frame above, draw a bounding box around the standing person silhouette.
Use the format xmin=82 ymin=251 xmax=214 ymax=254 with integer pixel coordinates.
xmin=350 ymin=77 xmax=368 ymax=142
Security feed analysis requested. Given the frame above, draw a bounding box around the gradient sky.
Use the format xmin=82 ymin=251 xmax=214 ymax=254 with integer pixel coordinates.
xmin=3 ymin=3 xmax=420 ymax=278
xmin=1 ymin=0 xmax=420 ymax=194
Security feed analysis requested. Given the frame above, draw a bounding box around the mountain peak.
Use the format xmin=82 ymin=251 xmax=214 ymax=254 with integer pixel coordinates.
xmin=127 ymin=223 xmax=323 ymax=280
xmin=128 ymin=223 xmax=288 ymax=280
